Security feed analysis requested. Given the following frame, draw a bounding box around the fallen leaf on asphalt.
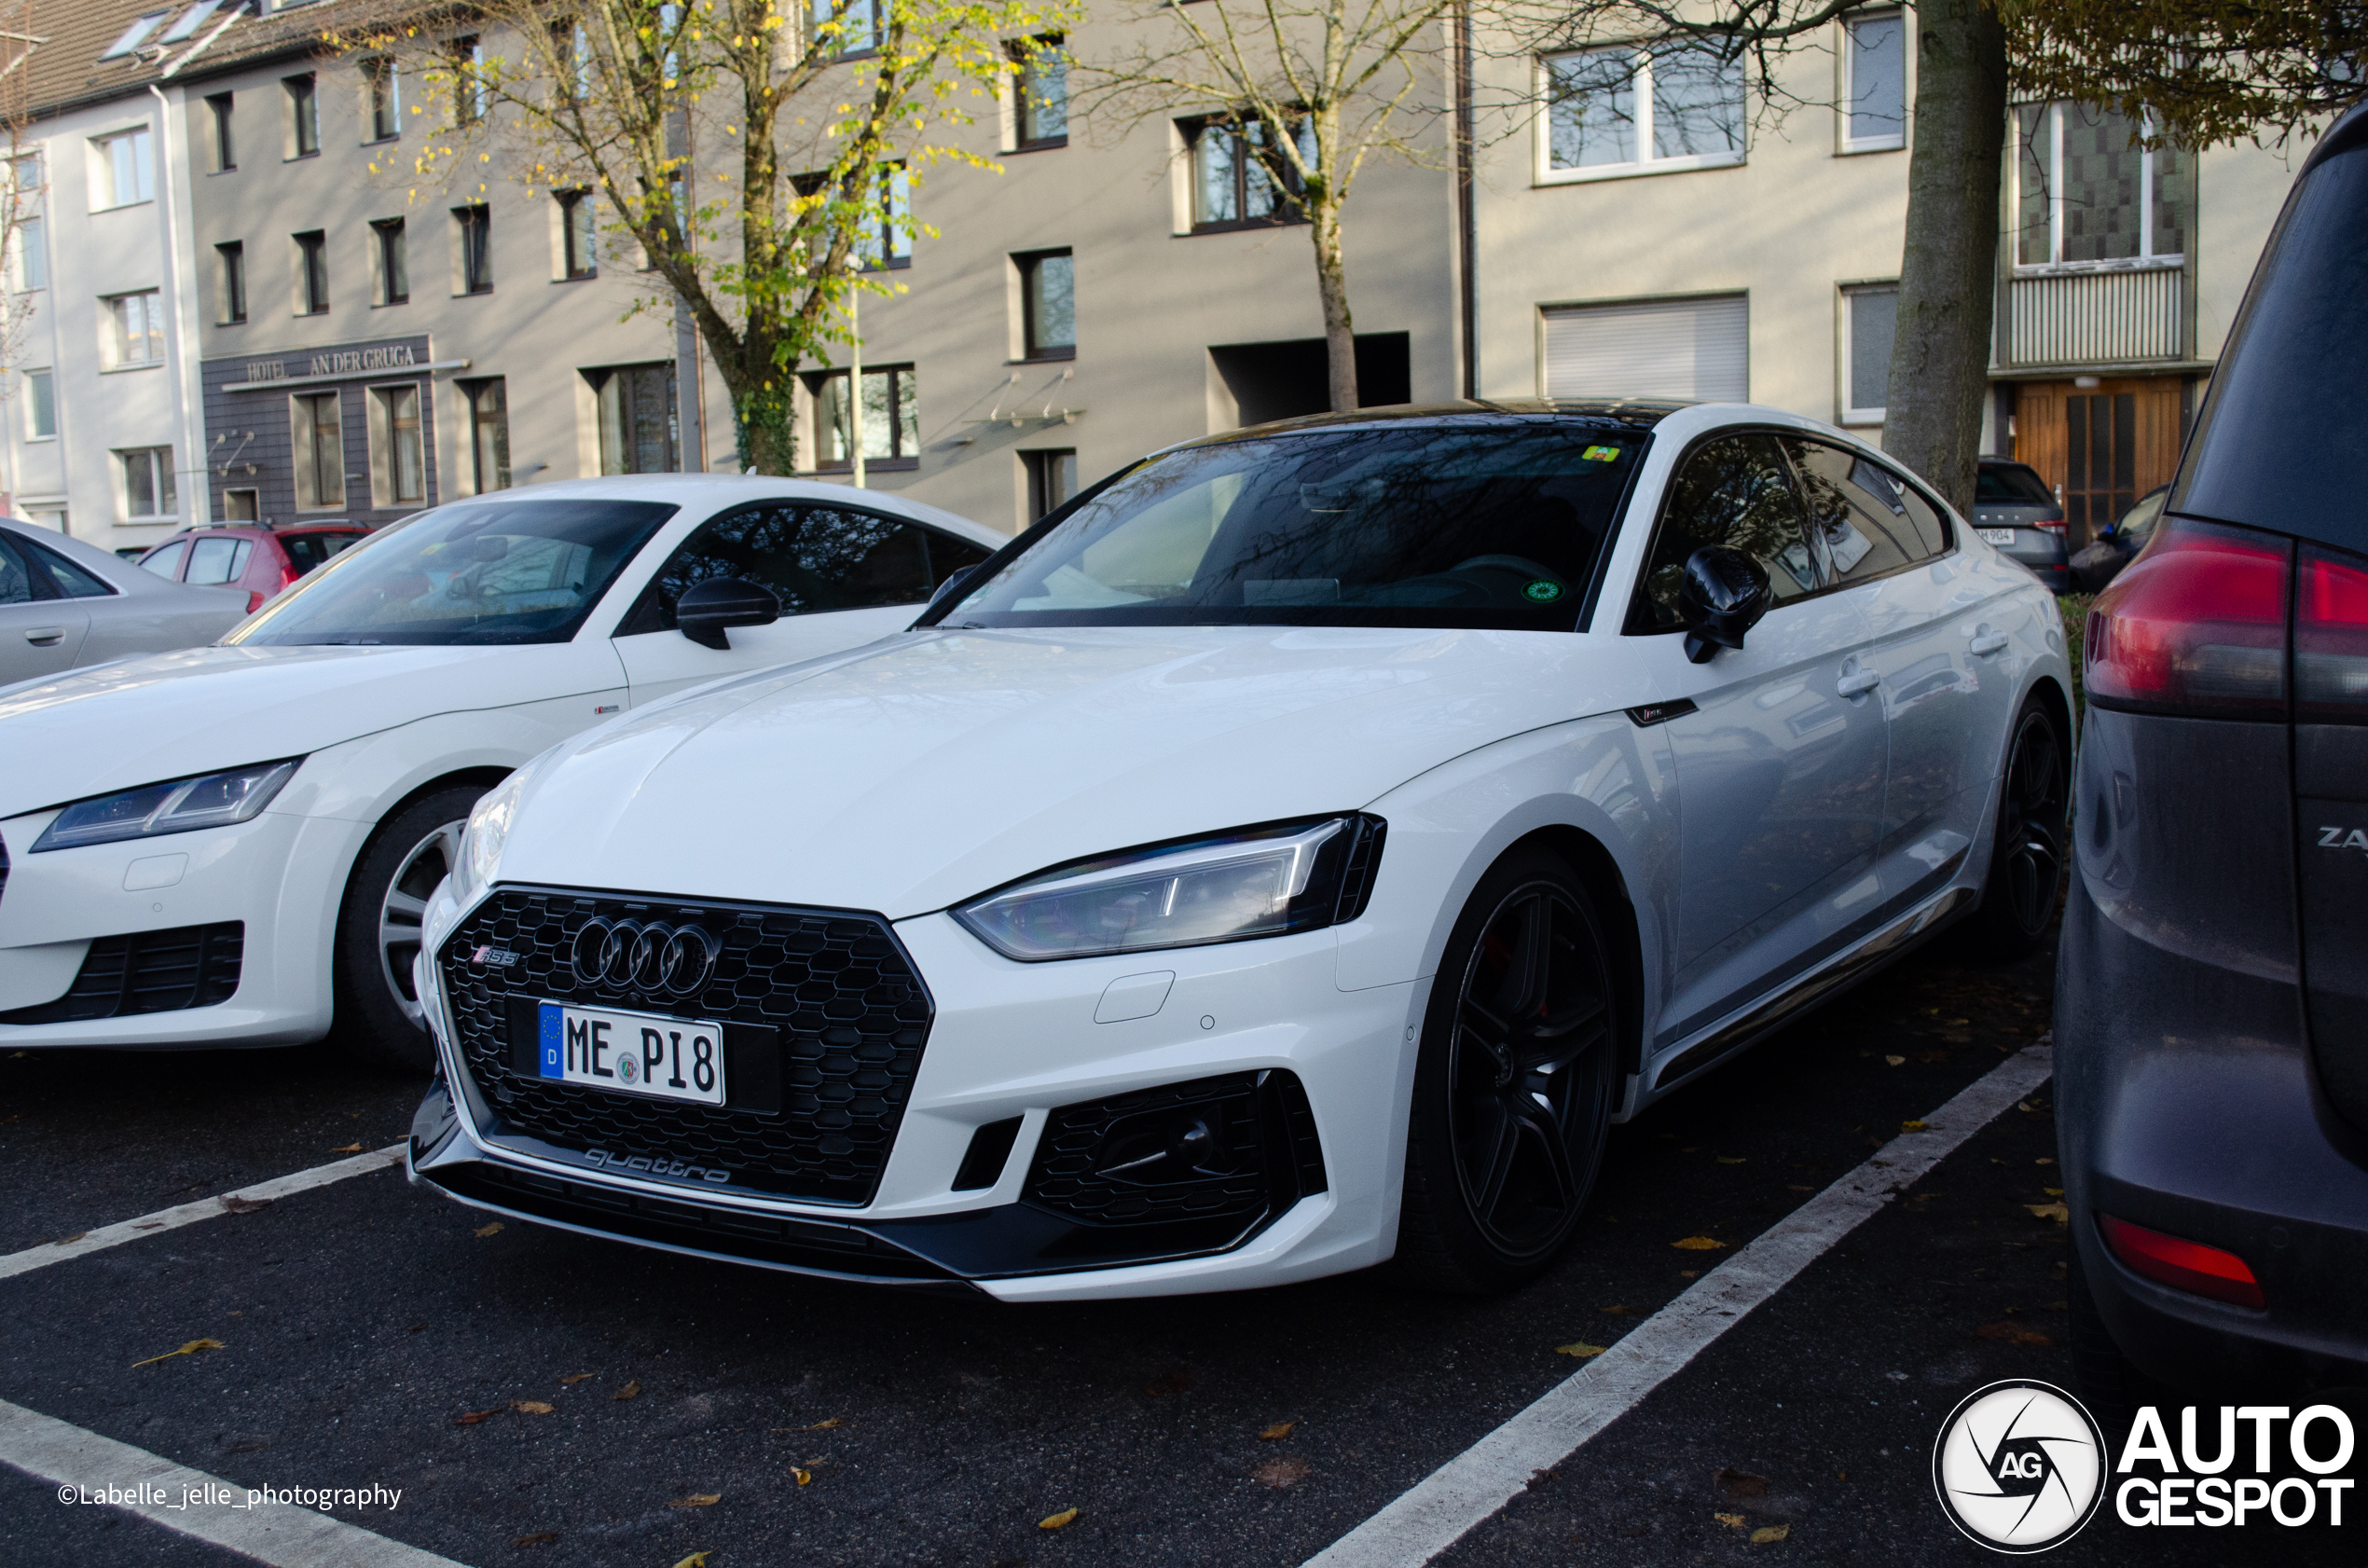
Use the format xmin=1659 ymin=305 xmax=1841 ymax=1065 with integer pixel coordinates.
xmin=1976 ymin=1322 xmax=2056 ymax=1347
xmin=1901 ymin=1120 xmax=1928 ymax=1133
xmin=50 ymin=1232 xmax=86 ymax=1247
xmin=407 ymin=1322 xmax=428 ymax=1333
xmin=452 ymin=1408 xmax=503 ymax=1425
xmin=668 ymin=1493 xmax=722 ymax=1508
xmin=558 ymin=1373 xmax=597 ymax=1384
xmin=2035 ymin=1157 xmax=2056 ymax=1165
xmin=131 ymin=1338 xmax=225 ymax=1369
xmin=1714 ymin=1512 xmax=1747 ymax=1527
xmin=511 ymin=1532 xmax=558 ymax=1547
xmin=1673 ymin=1236 xmax=1728 ymax=1251
xmin=2043 ymin=1187 xmax=2063 ymax=1197
xmin=671 ymin=1555 xmax=709 ymax=1568
xmin=474 ymin=1222 xmax=503 ymax=1238
xmin=1916 ymin=1050 xmax=1951 ymax=1064
xmin=1144 ymin=1369 xmax=1192 ymax=1396
xmin=2025 ymin=1203 xmax=2069 ymax=1224
xmin=792 ymin=1467 xmax=812 ymax=1486
xmin=1884 ymin=1055 xmax=1906 ymax=1067
xmin=512 ymin=1400 xmax=555 ymax=1415
xmin=1039 ymin=1507 xmax=1080 ymax=1530
xmin=1677 ymin=1270 xmax=1698 ymax=1279
xmin=218 ymin=1195 xmax=269 ymax=1215
xmin=1258 ymin=1422 xmax=1298 ymax=1441
xmin=1752 ymin=1524 xmax=1791 ymax=1544
xmin=331 ymin=1143 xmax=363 ymax=1154
xmin=1716 ymin=1157 xmax=1746 ymax=1165
xmin=1555 ymin=1342 xmax=1607 ymax=1358
xmin=1600 ymin=1304 xmax=1629 ymax=1314
xmin=614 ymin=1380 xmax=640 ymax=1400
xmin=1714 ymin=1468 xmax=1769 ymax=1499
xmin=803 ymin=1416 xmax=845 ymax=1430
xmin=133 ymin=1222 xmax=163 ymax=1231
xmin=1252 ymin=1457 xmax=1313 ymax=1489
xmin=1786 ymin=1184 xmax=1813 ymax=1192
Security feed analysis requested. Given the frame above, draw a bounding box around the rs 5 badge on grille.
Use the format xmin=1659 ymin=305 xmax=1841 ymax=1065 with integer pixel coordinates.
xmin=536 ymin=1000 xmax=726 ymax=1106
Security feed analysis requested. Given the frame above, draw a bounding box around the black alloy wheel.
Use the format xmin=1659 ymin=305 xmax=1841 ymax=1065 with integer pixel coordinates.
xmin=1396 ymin=846 xmax=1620 ymax=1292
xmin=1971 ymin=699 xmax=2071 ymax=957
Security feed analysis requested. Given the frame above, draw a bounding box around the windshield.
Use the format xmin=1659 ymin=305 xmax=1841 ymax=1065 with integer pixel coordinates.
xmin=1976 ymin=463 xmax=2055 ymax=506
xmin=937 ymin=421 xmax=1643 ymax=630
xmin=227 ymin=499 xmax=674 ymax=646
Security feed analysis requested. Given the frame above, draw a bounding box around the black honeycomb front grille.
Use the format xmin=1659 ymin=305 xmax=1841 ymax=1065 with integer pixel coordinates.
xmin=0 ymin=922 xmax=243 ymax=1025
xmin=441 ymin=887 xmax=932 ymax=1205
xmin=1026 ymin=1070 xmax=1327 ymax=1228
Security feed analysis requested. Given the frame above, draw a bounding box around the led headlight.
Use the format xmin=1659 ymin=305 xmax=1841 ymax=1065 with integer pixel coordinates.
xmin=954 ymin=815 xmax=1387 ymax=961
xmin=448 ymin=766 xmax=530 ymax=908
xmin=31 ymin=759 xmax=302 ymax=852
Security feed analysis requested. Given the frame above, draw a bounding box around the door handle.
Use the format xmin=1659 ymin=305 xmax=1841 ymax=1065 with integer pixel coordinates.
xmin=1969 ymin=634 xmax=2010 ymax=656
xmin=1837 ymin=669 xmax=1881 ymax=698
xmin=23 ymin=626 xmax=64 ymax=647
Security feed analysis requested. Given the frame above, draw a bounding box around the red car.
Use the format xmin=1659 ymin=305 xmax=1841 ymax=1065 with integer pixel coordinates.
xmin=137 ymin=523 xmax=368 ymax=613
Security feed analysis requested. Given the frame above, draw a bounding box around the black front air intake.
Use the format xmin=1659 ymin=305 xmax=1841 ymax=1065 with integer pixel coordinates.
xmin=0 ymin=922 xmax=243 ymax=1025
xmin=438 ymin=887 xmax=933 ymax=1205
xmin=1025 ymin=1070 xmax=1328 ymax=1231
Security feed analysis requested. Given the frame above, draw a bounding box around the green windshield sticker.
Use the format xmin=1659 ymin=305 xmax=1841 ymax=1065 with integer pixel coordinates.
xmin=1523 ymin=580 xmax=1566 ymax=603
xmin=1581 ymin=445 xmax=1621 ymax=463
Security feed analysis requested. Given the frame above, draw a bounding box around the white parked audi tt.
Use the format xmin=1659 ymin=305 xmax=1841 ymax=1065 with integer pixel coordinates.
xmin=0 ymin=477 xmax=1001 ymax=1066
xmin=408 ymin=402 xmax=2072 ymax=1300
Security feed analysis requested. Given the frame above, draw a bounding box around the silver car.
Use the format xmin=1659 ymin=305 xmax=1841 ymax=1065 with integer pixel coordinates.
xmin=0 ymin=518 xmax=247 ymax=686
xmin=1972 ymin=460 xmax=2072 ymax=592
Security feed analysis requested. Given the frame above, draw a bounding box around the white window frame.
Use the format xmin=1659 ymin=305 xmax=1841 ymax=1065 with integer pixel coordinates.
xmin=2011 ymin=100 xmax=2184 ymax=274
xmin=1838 ymin=9 xmax=1907 ymax=155
xmin=290 ymin=390 xmax=346 ymax=511
xmin=366 ymin=381 xmax=427 ymax=507
xmin=102 ymin=289 xmax=165 ymax=369
xmin=117 ymin=446 xmax=176 ymax=522
xmin=22 ymin=366 xmax=54 ymax=439
xmin=1838 ymin=281 xmax=1897 ymax=425
xmin=1535 ymin=45 xmax=1747 ymax=186
xmin=89 ymin=126 xmax=156 ymax=211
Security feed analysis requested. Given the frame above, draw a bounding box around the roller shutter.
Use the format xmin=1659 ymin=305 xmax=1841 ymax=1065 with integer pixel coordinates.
xmin=1541 ymin=295 xmax=1749 ymax=402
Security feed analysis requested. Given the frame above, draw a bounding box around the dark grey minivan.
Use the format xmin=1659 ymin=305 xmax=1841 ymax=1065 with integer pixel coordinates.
xmin=2059 ymin=99 xmax=2368 ymax=1406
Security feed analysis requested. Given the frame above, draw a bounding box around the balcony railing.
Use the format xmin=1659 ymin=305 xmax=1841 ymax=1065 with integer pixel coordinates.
xmin=2003 ymin=264 xmax=2183 ymax=368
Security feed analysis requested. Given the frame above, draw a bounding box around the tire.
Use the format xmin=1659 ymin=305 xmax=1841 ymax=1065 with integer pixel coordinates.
xmin=332 ymin=784 xmax=486 ymax=1072
xmin=1968 ymin=696 xmax=2071 ymax=959
xmin=1394 ymin=846 xmax=1621 ymax=1294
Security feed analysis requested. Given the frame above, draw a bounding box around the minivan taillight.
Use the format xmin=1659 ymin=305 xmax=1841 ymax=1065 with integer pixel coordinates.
xmin=2297 ymin=544 xmax=2368 ymax=722
xmin=2085 ymin=517 xmax=2292 ymax=718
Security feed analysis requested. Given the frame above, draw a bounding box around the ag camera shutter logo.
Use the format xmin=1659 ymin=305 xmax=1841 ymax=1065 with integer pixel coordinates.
xmin=1933 ymin=1380 xmax=2107 ymax=1552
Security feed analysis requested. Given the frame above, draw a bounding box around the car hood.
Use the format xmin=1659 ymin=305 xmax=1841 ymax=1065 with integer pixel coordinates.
xmin=0 ymin=642 xmax=620 ymax=819
xmin=495 ymin=626 xmax=1648 ymax=918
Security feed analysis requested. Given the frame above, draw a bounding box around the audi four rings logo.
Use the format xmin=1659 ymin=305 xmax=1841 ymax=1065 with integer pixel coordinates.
xmin=569 ymin=919 xmax=720 ymax=997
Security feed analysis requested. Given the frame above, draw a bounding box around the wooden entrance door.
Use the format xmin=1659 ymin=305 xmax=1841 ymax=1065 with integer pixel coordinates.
xmin=2011 ymin=377 xmax=2185 ymax=546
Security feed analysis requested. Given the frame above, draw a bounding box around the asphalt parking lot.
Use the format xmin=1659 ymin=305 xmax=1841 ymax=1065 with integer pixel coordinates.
xmin=1 ymin=923 xmax=2354 ymax=1568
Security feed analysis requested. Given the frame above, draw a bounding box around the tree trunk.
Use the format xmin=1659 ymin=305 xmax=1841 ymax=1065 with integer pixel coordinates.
xmin=1310 ymin=202 xmax=1360 ymax=414
xmin=716 ymin=350 xmax=799 ymax=475
xmin=1883 ymin=0 xmax=2008 ymax=516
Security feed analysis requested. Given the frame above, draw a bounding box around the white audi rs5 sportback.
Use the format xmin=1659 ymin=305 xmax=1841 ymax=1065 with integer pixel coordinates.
xmin=408 ymin=401 xmax=2073 ymax=1300
xmin=0 ymin=477 xmax=1000 ymax=1066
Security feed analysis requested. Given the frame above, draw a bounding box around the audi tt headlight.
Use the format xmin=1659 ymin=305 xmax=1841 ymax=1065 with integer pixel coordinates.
xmin=953 ymin=815 xmax=1387 ymax=961
xmin=31 ymin=759 xmax=302 ymax=852
xmin=449 ymin=767 xmax=530 ymax=908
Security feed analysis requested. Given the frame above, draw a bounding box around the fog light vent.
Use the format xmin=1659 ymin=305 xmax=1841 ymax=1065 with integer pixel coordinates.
xmin=1025 ymin=1069 xmax=1325 ymax=1227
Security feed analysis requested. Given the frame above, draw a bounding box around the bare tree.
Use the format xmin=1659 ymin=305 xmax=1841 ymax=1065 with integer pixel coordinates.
xmin=0 ymin=3 xmax=44 ymax=406
xmin=336 ymin=0 xmax=1069 ymax=474
xmin=1077 ymin=0 xmax=1458 ymax=412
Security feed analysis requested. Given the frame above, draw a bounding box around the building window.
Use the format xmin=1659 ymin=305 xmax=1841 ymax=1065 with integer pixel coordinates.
xmin=856 ymin=167 xmax=910 ymax=269
xmin=91 ymin=128 xmax=155 ymax=209
xmin=455 ymin=204 xmax=491 ymax=293
xmin=1017 ymin=249 xmax=1073 ymax=360
xmin=449 ymin=35 xmax=488 ymax=126
xmin=558 ymin=190 xmax=596 ymax=279
xmin=119 ymin=446 xmax=176 ymax=520
xmin=206 ymin=92 xmax=235 ymax=171
xmin=292 ymin=391 xmax=345 ymax=510
xmin=1840 ymin=283 xmax=1896 ymax=423
xmin=589 ymin=363 xmax=679 ymax=474
xmin=1022 ymin=448 xmax=1078 ymax=521
xmin=23 ymin=367 xmax=53 ymax=438
xmin=810 ymin=0 xmax=880 ymax=58
xmin=294 ymin=229 xmax=329 ymax=314
xmin=460 ymin=377 xmax=509 ymax=492
xmin=1840 ymin=12 xmax=1906 ymax=153
xmin=104 ymin=290 xmax=164 ymax=366
xmin=1013 ymin=36 xmax=1067 ymax=147
xmin=371 ymin=384 xmax=426 ymax=505
xmin=1188 ymin=117 xmax=1311 ymax=230
xmin=363 ymin=57 xmax=400 ymax=143
xmin=2015 ymin=101 xmax=2188 ymax=268
xmin=215 ymin=241 xmax=245 ymax=323
xmin=1541 ymin=45 xmax=1745 ymax=180
xmin=286 ymin=75 xmax=319 ymax=158
xmin=809 ymin=364 xmax=918 ymax=468
xmin=373 ymin=218 xmax=407 ymax=305
xmin=11 ymin=215 xmax=43 ymax=291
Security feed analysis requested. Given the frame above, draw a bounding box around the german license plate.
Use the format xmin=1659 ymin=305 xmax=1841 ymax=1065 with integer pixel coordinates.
xmin=534 ymin=1000 xmax=725 ymax=1106
xmin=1978 ymin=528 xmax=2017 ymax=545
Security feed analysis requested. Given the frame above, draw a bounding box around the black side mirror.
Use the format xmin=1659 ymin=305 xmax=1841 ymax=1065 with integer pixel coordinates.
xmin=926 ymin=563 xmax=984 ymax=612
xmin=1677 ymin=545 xmax=1773 ymax=664
xmin=676 ymin=577 xmax=780 ymax=651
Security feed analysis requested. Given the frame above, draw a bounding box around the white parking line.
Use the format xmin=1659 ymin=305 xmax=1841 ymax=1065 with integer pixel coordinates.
xmin=1304 ymin=1039 xmax=2057 ymax=1568
xmin=0 ymin=1396 xmax=469 ymax=1567
xmin=0 ymin=1144 xmax=406 ymax=1283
